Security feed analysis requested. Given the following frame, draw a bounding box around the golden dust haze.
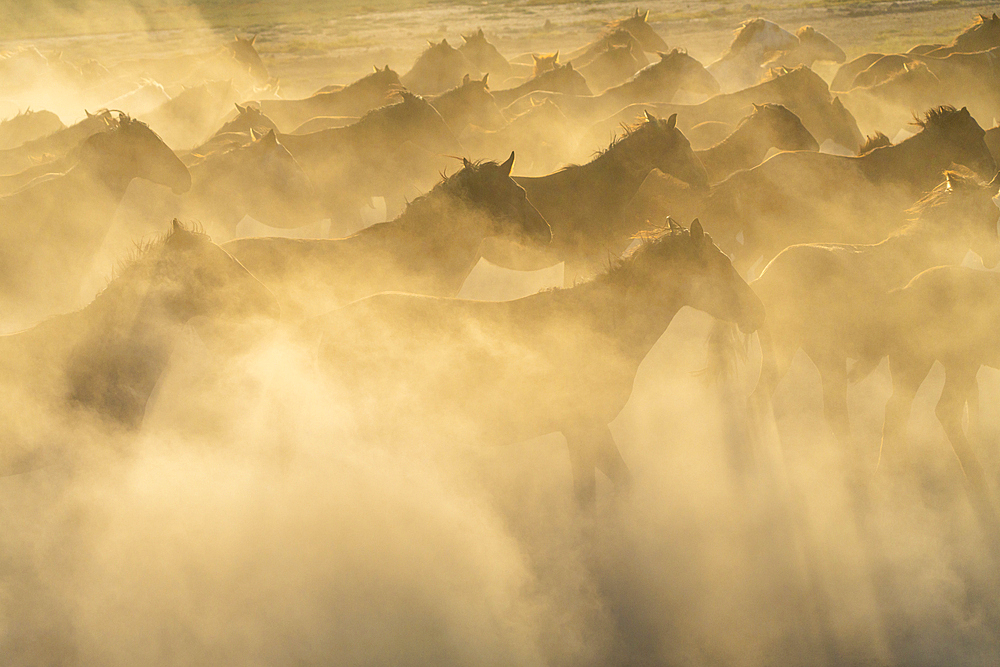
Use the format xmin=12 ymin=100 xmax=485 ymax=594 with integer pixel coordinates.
xmin=1 ymin=1 xmax=999 ymax=666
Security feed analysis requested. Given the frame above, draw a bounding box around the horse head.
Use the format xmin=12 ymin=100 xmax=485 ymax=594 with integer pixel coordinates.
xmin=455 ymin=153 xmax=551 ymax=245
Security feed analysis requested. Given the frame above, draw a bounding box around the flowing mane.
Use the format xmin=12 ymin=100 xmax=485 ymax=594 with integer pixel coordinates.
xmin=599 ymin=219 xmax=696 ymax=283
xmin=911 ymin=104 xmax=963 ymax=130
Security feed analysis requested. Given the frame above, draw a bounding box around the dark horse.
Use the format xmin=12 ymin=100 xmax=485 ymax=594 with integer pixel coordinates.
xmin=311 ymin=220 xmax=763 ymax=505
xmin=0 ymin=114 xmax=191 ymax=327
xmin=224 ymin=154 xmax=550 ymax=320
xmin=480 ymin=112 xmax=709 ymax=283
xmin=0 ymin=221 xmax=279 ymax=475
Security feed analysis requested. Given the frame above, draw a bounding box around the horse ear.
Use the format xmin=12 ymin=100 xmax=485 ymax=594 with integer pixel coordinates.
xmin=500 ymin=151 xmax=515 ymax=176
xmin=634 ymin=8 xmax=641 ymax=17
xmin=463 ymin=73 xmax=470 ymax=85
xmin=264 ymin=129 xmax=278 ymax=146
xmin=85 ymin=109 xmax=94 ymax=118
xmin=690 ymin=219 xmax=704 ymax=243
xmin=428 ymin=39 xmax=435 ymax=47
xmin=752 ymin=102 xmax=762 ymax=111
xmin=478 ymin=28 xmax=484 ymax=37
xmin=441 ymin=38 xmax=450 ymax=47
xmin=566 ymin=61 xmax=573 ymax=70
xmin=250 ymin=34 xmax=257 ymax=45
xmin=993 ymin=13 xmax=998 ymax=21
xmin=665 ymin=113 xmax=677 ymax=129
xmin=643 ymin=10 xmax=649 ymax=21
xmin=644 ymin=110 xmax=657 ymax=122
xmin=374 ymin=64 xmax=380 ymax=73
xmin=250 ymin=127 xmax=260 ymax=141
xmin=482 ymin=73 xmax=489 ymax=86
xmin=989 ymin=172 xmax=1000 ymax=193
xmin=832 ymin=96 xmax=844 ymax=109
xmin=554 ymin=50 xmax=559 ymax=61
xmin=172 ymin=219 xmax=183 ymax=235
xmin=235 ymin=103 xmax=245 ymax=114
xmin=532 ymin=54 xmax=541 ymax=63
xmin=463 ymin=157 xmax=471 ymax=168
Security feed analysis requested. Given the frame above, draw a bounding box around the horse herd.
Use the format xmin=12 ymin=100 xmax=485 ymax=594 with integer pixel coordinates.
xmin=1 ymin=10 xmax=1000 ymax=546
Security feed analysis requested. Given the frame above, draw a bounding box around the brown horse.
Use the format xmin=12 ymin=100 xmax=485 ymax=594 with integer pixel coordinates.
xmin=490 ymin=62 xmax=593 ymax=109
xmin=123 ymin=129 xmax=318 ymax=240
xmin=480 ymin=112 xmax=709 ymax=283
xmin=0 ymin=109 xmax=64 ymax=150
xmin=766 ymin=26 xmax=847 ymax=69
xmin=0 ymin=115 xmax=190 ymax=327
xmin=831 ymin=14 xmax=1000 ymax=91
xmin=566 ymin=29 xmax=650 ymax=70
xmin=254 ymin=66 xmax=402 ymax=132
xmin=696 ymin=106 xmax=996 ymax=271
xmin=460 ymin=99 xmax=578 ymax=176
xmin=428 ymin=73 xmax=506 ymax=132
xmin=223 ymin=155 xmax=550 ymax=320
xmin=458 ymin=28 xmax=513 ymax=81
xmin=566 ymin=9 xmax=668 ymax=63
xmin=0 ymin=221 xmax=279 ymax=475
xmin=584 ymin=66 xmax=864 ymax=154
xmin=694 ymin=103 xmax=818 ymax=182
xmin=578 ymin=42 xmax=643 ymax=93
xmin=708 ymin=19 xmax=800 ymax=92
xmin=508 ymin=50 xmax=720 ymax=124
xmin=401 ymin=39 xmax=482 ymax=96
xmin=0 ymin=108 xmax=115 ymax=175
xmin=744 ymin=170 xmax=1000 ymax=449
xmin=879 ymin=265 xmax=1000 ymax=542
xmin=272 ymin=92 xmax=461 ymax=226
xmin=839 ymin=62 xmax=946 ymax=136
xmin=184 ymin=103 xmax=281 ymax=158
xmin=311 ymin=219 xmax=762 ymax=506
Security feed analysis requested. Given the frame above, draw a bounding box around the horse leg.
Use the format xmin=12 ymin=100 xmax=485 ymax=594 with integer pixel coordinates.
xmin=878 ymin=354 xmax=933 ymax=474
xmin=810 ymin=349 xmax=850 ymax=445
xmin=562 ymin=424 xmax=631 ymax=506
xmin=747 ymin=326 xmax=797 ymax=482
xmin=935 ymin=365 xmax=1000 ymax=545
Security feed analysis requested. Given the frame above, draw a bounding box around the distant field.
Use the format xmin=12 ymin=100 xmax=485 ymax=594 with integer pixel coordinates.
xmin=2 ymin=0 xmax=998 ymax=98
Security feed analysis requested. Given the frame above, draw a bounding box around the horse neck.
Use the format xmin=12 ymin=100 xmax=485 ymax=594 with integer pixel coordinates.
xmin=857 ymin=132 xmax=952 ymax=192
xmin=868 ymin=214 xmax=973 ymax=284
xmin=361 ymin=190 xmax=489 ymax=290
xmin=572 ymin=268 xmax=687 ymax=363
xmin=604 ymin=68 xmax=680 ymax=105
xmin=697 ymin=120 xmax=772 ymax=178
xmin=575 ymin=140 xmax=659 ymax=204
xmin=64 ymin=275 xmax=183 ymax=429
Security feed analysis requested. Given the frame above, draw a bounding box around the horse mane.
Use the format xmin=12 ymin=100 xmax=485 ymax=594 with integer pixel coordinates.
xmin=729 ymin=18 xmax=766 ymax=52
xmin=910 ymin=105 xmax=961 ymax=129
xmin=627 ymin=48 xmax=688 ymax=84
xmin=104 ymin=221 xmax=207 ymax=288
xmin=902 ymin=167 xmax=984 ymax=223
xmin=599 ymin=220 xmax=694 ymax=283
xmin=339 ymin=66 xmax=400 ymax=95
xmin=352 ymin=91 xmax=433 ymax=129
xmin=395 ymin=158 xmax=507 ymax=219
xmin=858 ymin=131 xmax=892 ymax=155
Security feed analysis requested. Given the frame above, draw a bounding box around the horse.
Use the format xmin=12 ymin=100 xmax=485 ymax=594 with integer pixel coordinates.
xmin=0 ymin=221 xmax=279 ymax=475
xmin=0 ymin=109 xmax=115 ymax=175
xmin=272 ymin=91 xmax=461 ymax=228
xmin=479 ymin=112 xmax=709 ymax=283
xmin=121 ymin=129 xmax=318 ymax=241
xmin=878 ymin=265 xmax=1000 ymax=543
xmin=0 ymin=114 xmax=191 ymax=327
xmin=310 ymin=219 xmax=763 ymax=506
xmin=565 ymin=9 xmax=668 ymax=64
xmin=460 ymin=99 xmax=578 ymax=176
xmin=765 ymin=26 xmax=847 ymax=69
xmin=583 ymin=66 xmax=864 ymax=154
xmin=693 ymin=103 xmax=818 ymax=183
xmin=831 ymin=14 xmax=1000 ymax=91
xmin=987 ymin=124 xmax=999 ymax=165
xmin=849 ymin=47 xmax=1000 ymax=125
xmin=223 ymin=154 xmax=550 ymax=321
xmin=578 ymin=42 xmax=643 ymax=94
xmin=254 ymin=66 xmax=402 ymax=132
xmin=695 ymin=106 xmax=995 ymax=271
xmin=183 ymin=103 xmax=281 ymax=158
xmin=566 ymin=29 xmax=650 ymax=71
xmin=139 ymin=80 xmax=240 ymax=150
xmin=428 ymin=73 xmax=506 ymax=132
xmin=507 ymin=50 xmax=720 ymax=125
xmin=0 ymin=109 xmax=64 ymax=150
xmin=708 ymin=19 xmax=800 ymax=92
xmin=490 ymin=62 xmax=593 ymax=109
xmin=740 ymin=170 xmax=1000 ymax=452
xmin=839 ymin=62 xmax=946 ymax=136
xmin=400 ymin=39 xmax=482 ymax=96
xmin=458 ymin=28 xmax=513 ymax=81
xmin=621 ymin=104 xmax=819 ymax=231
